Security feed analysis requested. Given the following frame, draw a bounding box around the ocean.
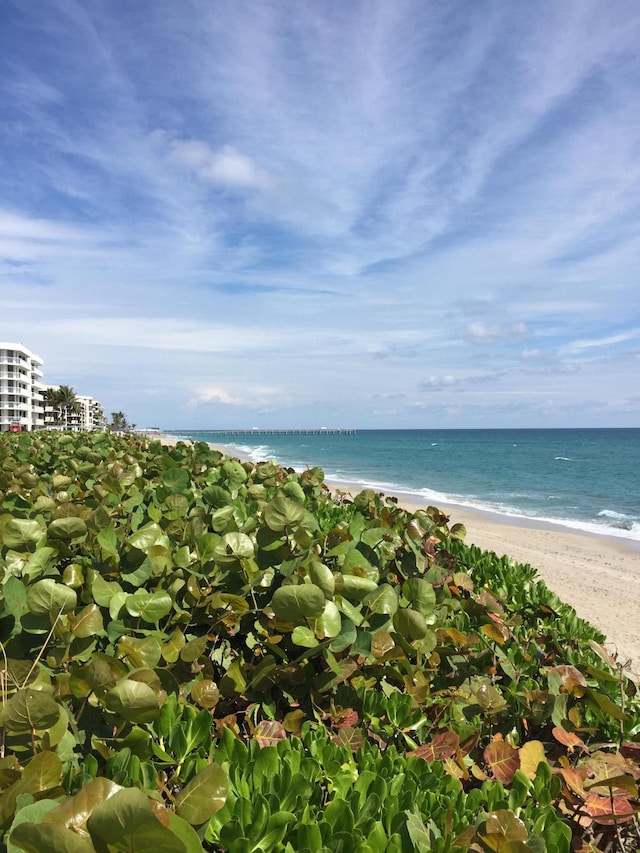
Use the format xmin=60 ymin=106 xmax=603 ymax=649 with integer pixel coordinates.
xmin=172 ymin=429 xmax=640 ymax=543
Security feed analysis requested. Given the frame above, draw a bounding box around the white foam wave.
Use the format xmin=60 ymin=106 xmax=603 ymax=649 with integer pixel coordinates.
xmin=555 ymin=456 xmax=573 ymax=461
xmin=598 ymin=509 xmax=632 ymax=520
xmin=326 ymin=473 xmax=640 ymax=542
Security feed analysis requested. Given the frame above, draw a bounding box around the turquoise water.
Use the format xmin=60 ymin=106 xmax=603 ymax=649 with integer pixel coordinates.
xmin=172 ymin=429 xmax=640 ymax=542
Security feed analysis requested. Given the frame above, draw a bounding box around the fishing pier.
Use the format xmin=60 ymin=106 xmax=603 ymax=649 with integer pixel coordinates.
xmin=167 ymin=428 xmax=356 ymax=436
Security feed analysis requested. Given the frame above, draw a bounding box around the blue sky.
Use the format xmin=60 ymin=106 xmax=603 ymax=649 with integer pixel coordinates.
xmin=1 ymin=0 xmax=639 ymax=428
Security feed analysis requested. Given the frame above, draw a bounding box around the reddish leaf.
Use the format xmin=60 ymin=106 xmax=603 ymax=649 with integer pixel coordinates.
xmin=331 ymin=707 xmax=359 ymax=729
xmin=621 ymin=742 xmax=640 ymax=762
xmin=331 ymin=725 xmax=365 ymax=751
xmin=254 ymin=720 xmax=286 ymax=748
xmin=583 ymin=793 xmax=637 ymax=824
xmin=552 ymin=727 xmax=589 ymax=754
xmin=484 ymin=740 xmax=520 ymax=785
xmin=475 ymin=592 xmax=505 ymax=615
xmin=559 ymin=767 xmax=588 ymax=800
xmin=549 ymin=665 xmax=587 ymax=696
xmin=407 ymin=731 xmax=460 ymax=762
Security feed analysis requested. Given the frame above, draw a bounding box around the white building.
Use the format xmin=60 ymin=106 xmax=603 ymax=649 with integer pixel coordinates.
xmin=0 ymin=343 xmax=45 ymax=432
xmin=1 ymin=342 xmax=106 ymax=433
xmin=43 ymin=386 xmax=106 ymax=432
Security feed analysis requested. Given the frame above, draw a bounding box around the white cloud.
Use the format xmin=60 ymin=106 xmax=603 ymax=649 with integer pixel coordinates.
xmin=561 ymin=329 xmax=640 ymax=355
xmin=463 ymin=322 xmax=528 ymax=344
xmin=169 ymin=140 xmax=274 ymax=191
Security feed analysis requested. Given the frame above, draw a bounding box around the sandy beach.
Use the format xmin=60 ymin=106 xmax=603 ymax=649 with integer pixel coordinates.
xmin=155 ymin=433 xmax=640 ymax=678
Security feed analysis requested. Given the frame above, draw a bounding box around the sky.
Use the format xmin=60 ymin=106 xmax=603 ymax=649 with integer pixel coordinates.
xmin=1 ymin=0 xmax=639 ymax=429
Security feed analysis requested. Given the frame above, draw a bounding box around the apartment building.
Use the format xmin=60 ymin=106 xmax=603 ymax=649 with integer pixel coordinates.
xmin=42 ymin=386 xmax=107 ymax=432
xmin=1 ymin=342 xmax=106 ymax=432
xmin=0 ymin=343 xmax=45 ymax=432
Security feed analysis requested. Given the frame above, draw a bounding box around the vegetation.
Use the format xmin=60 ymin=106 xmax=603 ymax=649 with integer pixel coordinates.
xmin=0 ymin=430 xmax=638 ymax=852
xmin=43 ymin=385 xmax=80 ymax=429
xmin=108 ymin=411 xmax=136 ymax=432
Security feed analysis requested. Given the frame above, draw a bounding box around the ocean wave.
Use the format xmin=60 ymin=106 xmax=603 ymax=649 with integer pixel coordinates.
xmin=555 ymin=456 xmax=573 ymax=461
xmin=326 ymin=473 xmax=640 ymax=542
xmin=596 ymin=509 xmax=637 ymax=530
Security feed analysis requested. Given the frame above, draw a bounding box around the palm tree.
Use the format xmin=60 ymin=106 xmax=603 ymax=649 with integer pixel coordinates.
xmin=109 ymin=411 xmax=136 ymax=432
xmin=43 ymin=387 xmax=61 ymax=426
xmin=44 ymin=385 xmax=79 ymax=429
xmin=56 ymin=386 xmax=80 ymax=429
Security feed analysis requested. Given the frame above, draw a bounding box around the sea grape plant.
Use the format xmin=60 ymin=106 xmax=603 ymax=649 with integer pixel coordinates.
xmin=0 ymin=430 xmax=638 ymax=852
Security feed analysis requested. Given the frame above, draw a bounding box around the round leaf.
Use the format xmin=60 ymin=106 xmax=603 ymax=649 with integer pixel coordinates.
xmin=162 ymin=468 xmax=190 ymax=493
xmin=270 ymin=584 xmax=326 ymax=622
xmin=2 ymin=519 xmax=43 ymax=550
xmin=263 ymin=495 xmax=305 ymax=531
xmin=213 ymin=532 xmax=255 ymax=564
xmin=191 ymin=679 xmax=220 ymax=710
xmin=87 ymin=787 xmax=185 ymax=852
xmin=47 ymin=517 xmax=87 ymax=541
xmin=292 ymin=626 xmax=319 ymax=647
xmin=105 ymin=679 xmax=160 ymax=723
xmin=313 ymin=600 xmax=342 ymax=638
xmin=27 ymin=578 xmax=77 ymax=615
xmin=2 ymin=688 xmax=61 ymax=733
xmin=392 ymin=608 xmax=430 ymax=641
xmin=403 ymin=578 xmax=436 ymax=618
xmin=362 ymin=583 xmax=398 ymax=615
xmin=125 ymin=590 xmax=173 ymax=623
xmin=70 ymin=603 xmax=103 ymax=638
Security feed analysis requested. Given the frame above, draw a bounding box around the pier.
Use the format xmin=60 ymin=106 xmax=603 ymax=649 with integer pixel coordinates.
xmin=166 ymin=428 xmax=356 ymax=436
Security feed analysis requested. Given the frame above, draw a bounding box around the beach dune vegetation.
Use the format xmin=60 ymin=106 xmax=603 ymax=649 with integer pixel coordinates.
xmin=0 ymin=431 xmax=638 ymax=851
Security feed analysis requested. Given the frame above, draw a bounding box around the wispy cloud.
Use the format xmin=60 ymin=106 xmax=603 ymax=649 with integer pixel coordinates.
xmin=1 ymin=0 xmax=639 ymax=426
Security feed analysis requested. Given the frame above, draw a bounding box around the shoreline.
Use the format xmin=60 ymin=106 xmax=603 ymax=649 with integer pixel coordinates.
xmin=154 ymin=432 xmax=640 ymax=677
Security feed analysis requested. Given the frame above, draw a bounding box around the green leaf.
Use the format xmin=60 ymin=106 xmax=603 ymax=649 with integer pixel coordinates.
xmin=47 ymin=517 xmax=87 ymax=541
xmin=26 ymin=578 xmax=77 ymax=615
xmin=125 ymin=590 xmax=173 ymax=623
xmin=263 ymin=495 xmax=305 ymax=531
xmin=70 ymin=604 xmax=103 ymax=638
xmin=292 ymin=626 xmax=319 ymax=647
xmin=335 ymin=574 xmax=379 ymax=602
xmin=41 ymin=777 xmax=121 ymax=836
xmin=213 ymin=532 xmax=255 ymax=564
xmin=175 ymin=763 xmax=228 ymax=826
xmin=308 ymin=561 xmax=335 ymax=598
xmin=9 ymin=823 xmax=95 ymax=853
xmin=87 ymin=787 xmax=186 ymax=852
xmin=403 ymin=579 xmax=436 ymax=618
xmin=127 ymin=523 xmax=165 ymax=553
xmin=105 ymin=679 xmax=160 ymax=723
xmin=6 ymin=799 xmax=59 ymax=853
xmin=97 ymin=525 xmax=119 ymax=557
xmin=404 ymin=807 xmax=431 ymax=852
xmin=166 ymin=812 xmax=205 ymax=853
xmin=313 ymin=600 xmax=342 ymax=638
xmin=2 ymin=689 xmax=61 ymax=733
xmin=392 ymin=608 xmax=430 ymax=641
xmin=191 ymin=679 xmax=220 ymax=710
xmin=2 ymin=519 xmax=43 ymax=550
xmin=162 ymin=468 xmax=190 ymax=493
xmin=270 ymin=584 xmax=326 ymax=621
xmin=362 ymin=583 xmax=398 ymax=615
xmin=2 ymin=576 xmax=28 ymax=616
